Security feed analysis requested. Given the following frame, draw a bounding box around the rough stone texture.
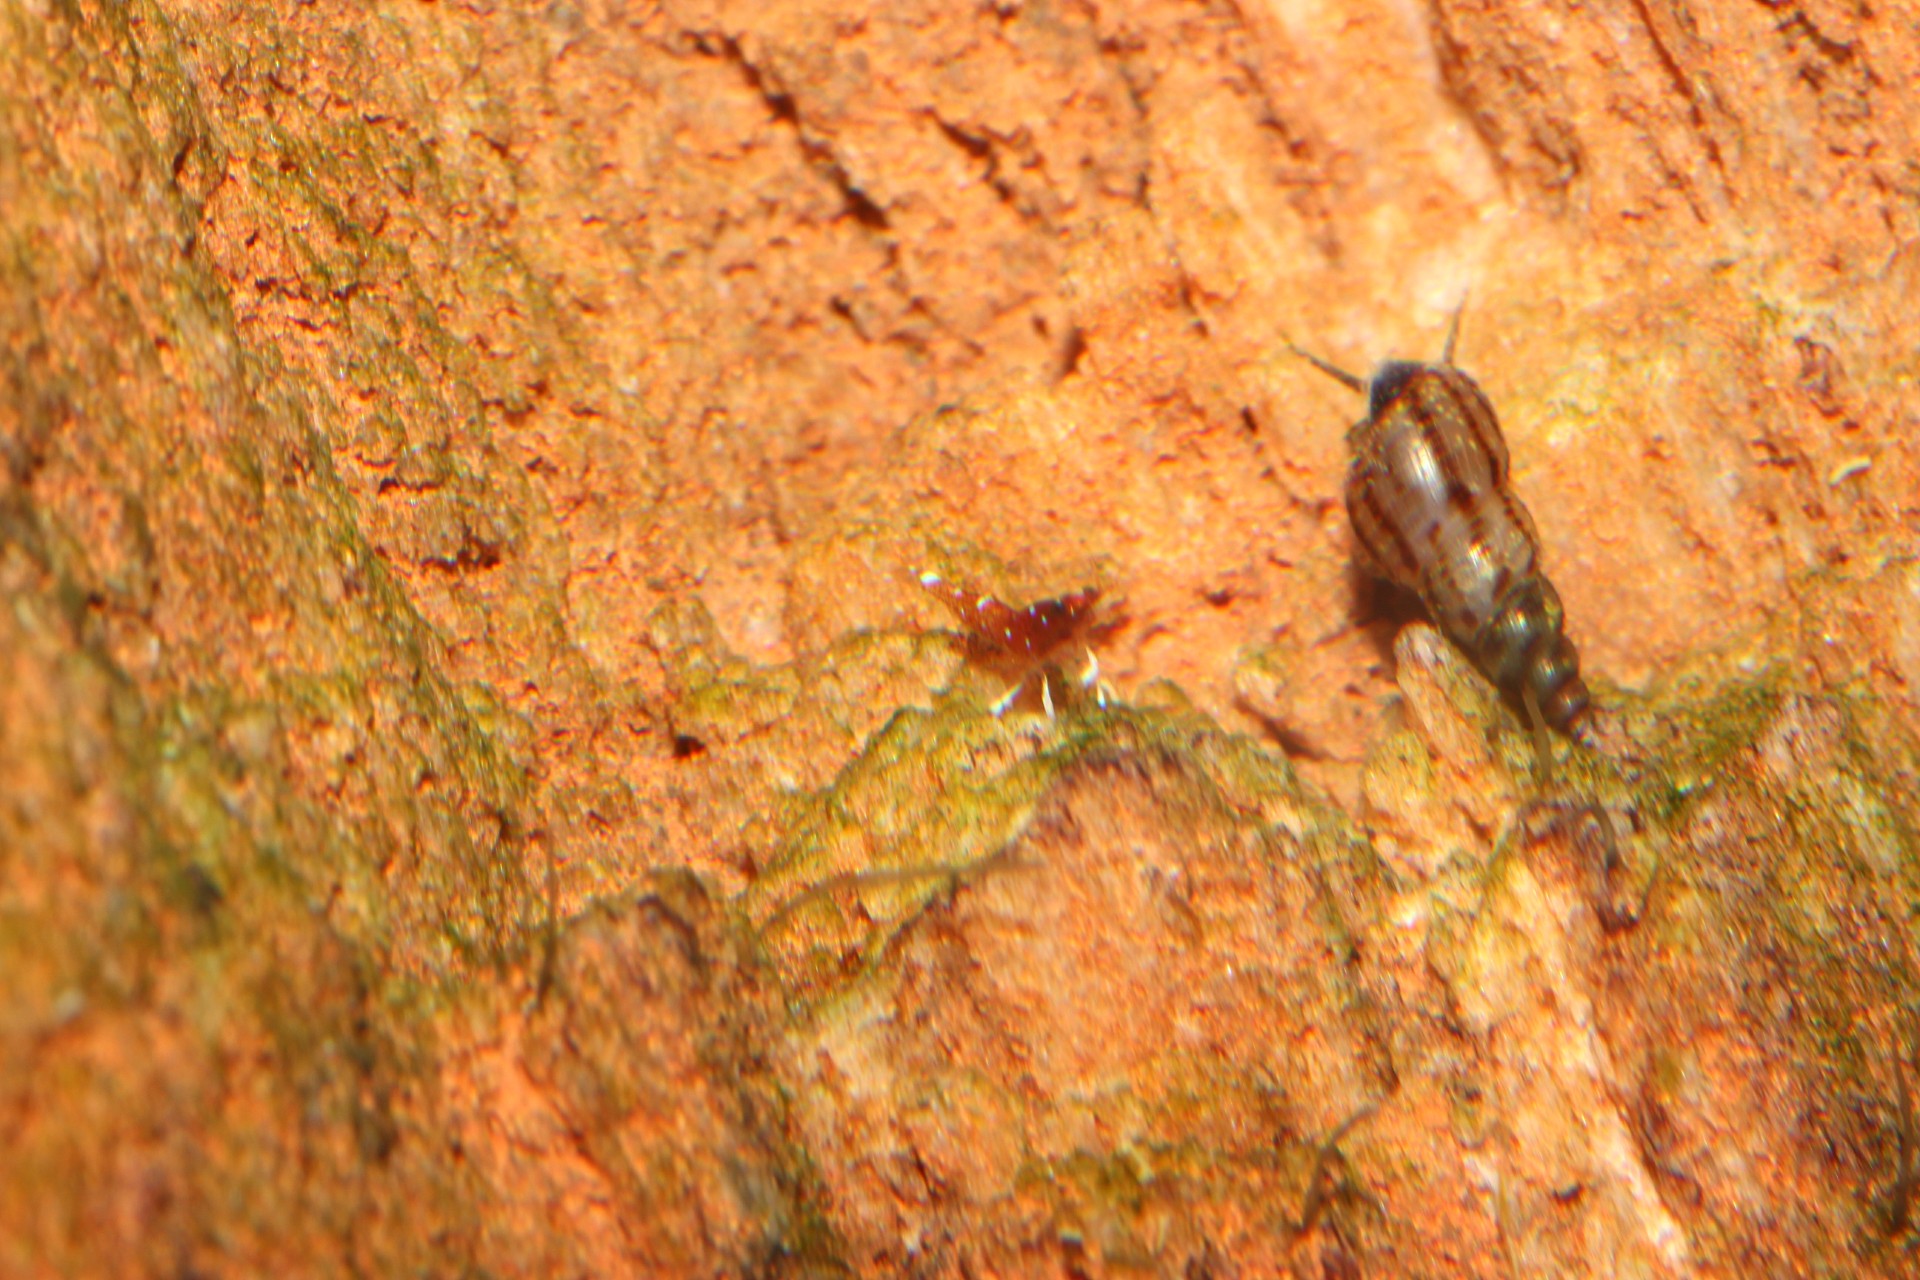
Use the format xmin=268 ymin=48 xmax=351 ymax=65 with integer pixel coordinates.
xmin=4 ymin=0 xmax=1920 ymax=1275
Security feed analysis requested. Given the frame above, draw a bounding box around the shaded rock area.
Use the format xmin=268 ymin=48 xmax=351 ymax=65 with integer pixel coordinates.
xmin=3 ymin=0 xmax=1919 ymax=1275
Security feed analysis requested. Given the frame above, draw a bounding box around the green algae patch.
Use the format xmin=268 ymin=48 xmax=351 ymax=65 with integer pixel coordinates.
xmin=0 ymin=5 xmax=572 ymax=1268
xmin=748 ymin=694 xmax=1134 ymax=994
xmin=518 ymin=872 xmax=845 ymax=1275
xmin=748 ymin=682 xmax=1362 ymax=1000
xmin=1419 ymin=646 xmax=1920 ymax=1274
xmin=764 ymin=696 xmax=1398 ymax=1272
xmin=1612 ymin=684 xmax=1920 ymax=1270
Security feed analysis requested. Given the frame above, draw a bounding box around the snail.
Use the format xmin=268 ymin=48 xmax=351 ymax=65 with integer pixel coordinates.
xmin=1297 ymin=322 xmax=1591 ymax=766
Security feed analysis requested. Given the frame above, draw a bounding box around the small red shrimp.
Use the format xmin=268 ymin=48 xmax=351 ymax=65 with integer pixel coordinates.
xmin=918 ymin=570 xmax=1115 ymax=717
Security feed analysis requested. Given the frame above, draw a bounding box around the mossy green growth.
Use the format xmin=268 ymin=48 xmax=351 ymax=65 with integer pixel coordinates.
xmin=1440 ymin=639 xmax=1920 ymax=1269
xmin=745 ymin=650 xmax=1364 ymax=1002
xmin=748 ymin=691 xmax=1120 ymax=989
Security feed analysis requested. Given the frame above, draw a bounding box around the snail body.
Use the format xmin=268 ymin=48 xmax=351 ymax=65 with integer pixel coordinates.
xmin=1310 ymin=352 xmax=1591 ymax=738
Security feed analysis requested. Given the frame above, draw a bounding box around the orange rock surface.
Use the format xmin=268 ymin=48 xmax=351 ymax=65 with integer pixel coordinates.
xmin=3 ymin=0 xmax=1920 ymax=1275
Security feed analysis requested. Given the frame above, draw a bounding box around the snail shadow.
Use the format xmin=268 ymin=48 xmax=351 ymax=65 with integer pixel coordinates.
xmin=1344 ymin=560 xmax=1426 ymax=675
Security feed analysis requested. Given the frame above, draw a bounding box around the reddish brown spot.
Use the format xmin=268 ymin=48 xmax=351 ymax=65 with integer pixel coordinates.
xmin=920 ymin=572 xmax=1101 ymax=660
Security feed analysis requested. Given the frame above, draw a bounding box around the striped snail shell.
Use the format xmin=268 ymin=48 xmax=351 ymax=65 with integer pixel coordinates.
xmin=1306 ymin=349 xmax=1591 ymax=739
